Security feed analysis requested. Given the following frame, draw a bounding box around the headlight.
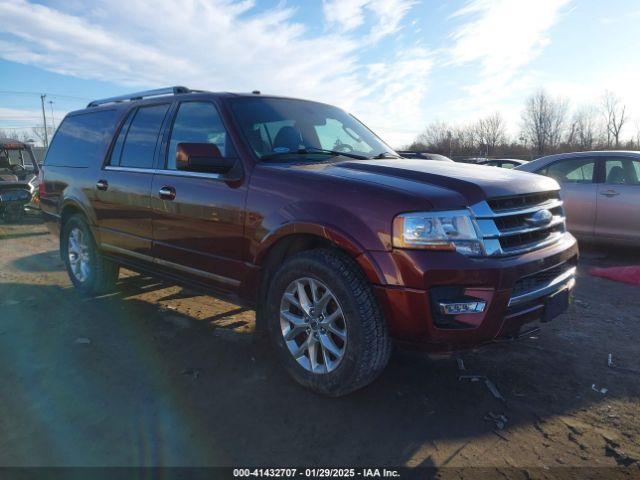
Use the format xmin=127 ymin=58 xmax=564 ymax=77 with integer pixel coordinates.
xmin=392 ymin=210 xmax=484 ymax=256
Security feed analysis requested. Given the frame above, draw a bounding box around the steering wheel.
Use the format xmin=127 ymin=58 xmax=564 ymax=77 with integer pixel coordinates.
xmin=333 ymin=143 xmax=354 ymax=153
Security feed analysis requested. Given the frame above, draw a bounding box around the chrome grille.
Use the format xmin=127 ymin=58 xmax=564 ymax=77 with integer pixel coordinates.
xmin=471 ymin=191 xmax=567 ymax=256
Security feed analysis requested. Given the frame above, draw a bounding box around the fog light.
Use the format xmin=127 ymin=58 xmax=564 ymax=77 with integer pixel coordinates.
xmin=438 ymin=300 xmax=486 ymax=315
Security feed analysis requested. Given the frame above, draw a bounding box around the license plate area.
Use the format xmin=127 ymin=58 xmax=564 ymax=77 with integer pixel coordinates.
xmin=542 ymin=288 xmax=570 ymax=322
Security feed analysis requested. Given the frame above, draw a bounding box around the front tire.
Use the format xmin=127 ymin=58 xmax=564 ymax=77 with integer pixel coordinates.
xmin=265 ymin=249 xmax=391 ymax=396
xmin=61 ymin=215 xmax=119 ymax=295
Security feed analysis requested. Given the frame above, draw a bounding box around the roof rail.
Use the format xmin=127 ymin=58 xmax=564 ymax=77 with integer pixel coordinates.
xmin=87 ymin=86 xmax=190 ymax=107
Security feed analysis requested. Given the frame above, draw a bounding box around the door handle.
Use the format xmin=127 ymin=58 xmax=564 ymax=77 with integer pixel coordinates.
xmin=600 ymin=190 xmax=620 ymax=197
xmin=158 ymin=185 xmax=176 ymax=200
xmin=96 ymin=179 xmax=108 ymax=191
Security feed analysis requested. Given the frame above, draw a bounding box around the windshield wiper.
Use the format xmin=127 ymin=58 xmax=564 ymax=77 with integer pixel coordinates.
xmin=370 ymin=152 xmax=401 ymax=159
xmin=260 ymin=147 xmax=369 ymax=161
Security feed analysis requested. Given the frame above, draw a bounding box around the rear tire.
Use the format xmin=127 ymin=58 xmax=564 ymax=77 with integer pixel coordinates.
xmin=264 ymin=249 xmax=391 ymax=396
xmin=61 ymin=215 xmax=119 ymax=296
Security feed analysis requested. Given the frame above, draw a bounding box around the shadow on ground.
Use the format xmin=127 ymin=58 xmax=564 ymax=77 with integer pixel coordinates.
xmin=1 ymin=274 xmax=639 ymax=468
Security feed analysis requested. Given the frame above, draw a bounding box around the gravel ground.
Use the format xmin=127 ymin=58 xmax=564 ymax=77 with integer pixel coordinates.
xmin=0 ymin=216 xmax=639 ymax=477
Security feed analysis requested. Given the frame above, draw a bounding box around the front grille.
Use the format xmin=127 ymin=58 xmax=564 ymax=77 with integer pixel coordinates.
xmin=511 ymin=260 xmax=575 ymax=297
xmin=488 ymin=191 xmax=559 ymax=212
xmin=472 ymin=191 xmax=567 ymax=256
xmin=499 ymin=223 xmax=565 ymax=251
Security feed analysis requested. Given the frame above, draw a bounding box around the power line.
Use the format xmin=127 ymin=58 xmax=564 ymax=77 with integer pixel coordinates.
xmin=0 ymin=126 xmax=46 ymax=129
xmin=0 ymin=90 xmax=91 ymax=101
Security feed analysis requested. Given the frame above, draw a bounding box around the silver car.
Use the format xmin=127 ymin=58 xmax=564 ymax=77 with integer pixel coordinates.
xmin=516 ymin=151 xmax=640 ymax=245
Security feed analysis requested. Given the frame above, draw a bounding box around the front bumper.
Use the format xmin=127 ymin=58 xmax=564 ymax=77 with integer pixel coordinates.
xmin=371 ymin=233 xmax=578 ymax=351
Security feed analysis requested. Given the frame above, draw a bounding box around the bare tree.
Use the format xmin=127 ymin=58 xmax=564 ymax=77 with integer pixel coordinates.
xmin=453 ymin=124 xmax=478 ymax=154
xmin=30 ymin=126 xmax=55 ymax=147
xmin=521 ymin=90 xmax=567 ymax=155
xmin=0 ymin=129 xmax=32 ymax=143
xmin=602 ymin=91 xmax=627 ymax=148
xmin=475 ymin=112 xmax=506 ymax=155
xmin=568 ymin=106 xmax=603 ymax=150
xmin=414 ymin=121 xmax=452 ymax=153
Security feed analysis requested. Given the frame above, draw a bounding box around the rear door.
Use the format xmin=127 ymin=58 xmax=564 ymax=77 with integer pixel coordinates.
xmin=150 ymin=100 xmax=248 ymax=293
xmin=93 ymin=102 xmax=172 ymax=257
xmin=541 ymin=157 xmax=597 ymax=239
xmin=595 ymin=156 xmax=640 ymax=242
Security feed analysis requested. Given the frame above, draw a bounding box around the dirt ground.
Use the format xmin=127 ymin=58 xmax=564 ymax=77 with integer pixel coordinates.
xmin=1 ymin=216 xmax=639 ymax=476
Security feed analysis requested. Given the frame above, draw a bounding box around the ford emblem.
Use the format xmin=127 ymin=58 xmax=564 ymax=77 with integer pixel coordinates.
xmin=525 ymin=209 xmax=553 ymax=226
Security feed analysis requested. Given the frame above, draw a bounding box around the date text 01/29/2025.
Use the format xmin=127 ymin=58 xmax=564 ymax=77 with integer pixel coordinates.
xmin=232 ymin=468 xmax=400 ymax=478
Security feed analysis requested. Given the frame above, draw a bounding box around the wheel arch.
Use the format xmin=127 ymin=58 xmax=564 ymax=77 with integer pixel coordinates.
xmin=59 ymin=199 xmax=100 ymax=248
xmin=252 ymin=224 xmax=385 ymax=333
xmin=255 ymin=223 xmax=385 ymax=285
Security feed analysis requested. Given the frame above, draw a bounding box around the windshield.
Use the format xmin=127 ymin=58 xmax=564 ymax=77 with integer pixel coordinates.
xmin=229 ymin=97 xmax=396 ymax=161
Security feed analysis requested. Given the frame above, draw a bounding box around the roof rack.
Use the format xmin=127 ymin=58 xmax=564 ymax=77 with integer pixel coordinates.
xmin=87 ymin=86 xmax=191 ymax=107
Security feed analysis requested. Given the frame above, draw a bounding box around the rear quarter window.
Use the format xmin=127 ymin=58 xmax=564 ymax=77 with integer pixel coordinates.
xmin=44 ymin=109 xmax=120 ymax=167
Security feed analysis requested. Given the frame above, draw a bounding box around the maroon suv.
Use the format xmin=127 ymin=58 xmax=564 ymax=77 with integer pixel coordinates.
xmin=40 ymin=87 xmax=578 ymax=396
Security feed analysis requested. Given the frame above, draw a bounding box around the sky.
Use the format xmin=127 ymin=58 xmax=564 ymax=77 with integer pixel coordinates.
xmin=1 ymin=0 xmax=640 ymax=147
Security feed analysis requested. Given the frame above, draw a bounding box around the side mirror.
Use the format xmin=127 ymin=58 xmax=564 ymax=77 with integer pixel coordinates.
xmin=176 ymin=142 xmax=236 ymax=174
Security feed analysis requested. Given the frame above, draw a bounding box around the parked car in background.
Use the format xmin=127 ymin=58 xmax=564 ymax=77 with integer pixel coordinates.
xmin=478 ymin=158 xmax=527 ymax=169
xmin=456 ymin=157 xmax=488 ymax=164
xmin=397 ymin=151 xmax=454 ymax=162
xmin=0 ymin=137 xmax=40 ymax=222
xmin=516 ymin=151 xmax=640 ymax=245
xmin=41 ymin=87 xmax=578 ymax=396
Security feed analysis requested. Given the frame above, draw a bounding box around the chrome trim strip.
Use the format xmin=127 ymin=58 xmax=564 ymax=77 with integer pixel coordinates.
xmin=487 ymin=216 xmax=565 ymax=238
xmin=104 ymin=166 xmax=154 ymax=174
xmin=154 ymin=170 xmax=222 ymax=180
xmin=101 ymin=243 xmax=240 ymax=287
xmin=508 ymin=266 xmax=576 ymax=307
xmin=104 ymin=165 xmax=222 ymax=179
xmin=471 ymin=199 xmax=564 ymax=218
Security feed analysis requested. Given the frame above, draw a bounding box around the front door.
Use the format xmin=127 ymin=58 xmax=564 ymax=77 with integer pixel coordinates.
xmin=150 ymin=100 xmax=248 ymax=292
xmin=543 ymin=156 xmax=598 ymax=239
xmin=596 ymin=156 xmax=640 ymax=242
xmin=93 ymin=102 xmax=171 ymax=257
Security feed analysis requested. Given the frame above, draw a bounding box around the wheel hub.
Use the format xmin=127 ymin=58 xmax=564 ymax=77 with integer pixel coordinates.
xmin=280 ymin=277 xmax=348 ymax=374
xmin=67 ymin=227 xmax=91 ymax=283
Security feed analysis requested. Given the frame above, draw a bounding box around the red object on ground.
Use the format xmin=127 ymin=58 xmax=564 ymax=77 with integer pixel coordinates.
xmin=589 ymin=266 xmax=640 ymax=287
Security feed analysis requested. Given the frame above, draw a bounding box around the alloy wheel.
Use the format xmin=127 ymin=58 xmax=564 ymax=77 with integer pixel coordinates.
xmin=280 ymin=277 xmax=347 ymax=374
xmin=67 ymin=227 xmax=91 ymax=283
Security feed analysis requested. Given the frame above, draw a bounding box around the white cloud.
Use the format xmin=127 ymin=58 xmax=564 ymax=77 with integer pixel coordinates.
xmin=357 ymin=48 xmax=433 ymax=146
xmin=0 ymin=0 xmax=424 ymax=146
xmin=446 ymin=0 xmax=571 ymax=117
xmin=323 ymin=0 xmax=370 ymax=31
xmin=322 ymin=0 xmax=416 ymax=42
xmin=0 ymin=107 xmax=43 ymax=123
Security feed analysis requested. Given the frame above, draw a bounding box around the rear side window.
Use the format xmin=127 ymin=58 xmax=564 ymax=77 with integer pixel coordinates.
xmin=542 ymin=158 xmax=595 ymax=184
xmin=44 ymin=109 xmax=119 ymax=167
xmin=111 ymin=104 xmax=170 ymax=169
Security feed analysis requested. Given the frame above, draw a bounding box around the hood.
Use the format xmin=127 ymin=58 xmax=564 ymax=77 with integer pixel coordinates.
xmin=320 ymin=158 xmax=559 ymax=205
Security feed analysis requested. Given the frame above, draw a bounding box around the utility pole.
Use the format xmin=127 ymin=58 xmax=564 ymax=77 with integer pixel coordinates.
xmin=40 ymin=94 xmax=49 ymax=148
xmin=48 ymin=100 xmax=56 ymax=131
